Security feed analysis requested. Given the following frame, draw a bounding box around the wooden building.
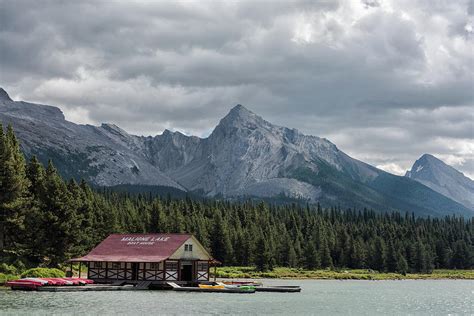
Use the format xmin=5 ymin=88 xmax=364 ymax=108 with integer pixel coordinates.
xmin=70 ymin=234 xmax=215 ymax=283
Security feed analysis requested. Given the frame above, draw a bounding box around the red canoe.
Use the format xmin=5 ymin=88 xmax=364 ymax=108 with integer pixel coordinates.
xmin=6 ymin=279 xmax=43 ymax=290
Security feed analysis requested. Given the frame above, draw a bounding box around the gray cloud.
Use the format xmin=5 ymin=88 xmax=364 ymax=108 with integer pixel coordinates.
xmin=0 ymin=0 xmax=472 ymax=178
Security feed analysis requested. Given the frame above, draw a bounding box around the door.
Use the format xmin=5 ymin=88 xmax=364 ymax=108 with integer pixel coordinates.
xmin=180 ymin=264 xmax=193 ymax=281
xmin=131 ymin=263 xmax=139 ymax=280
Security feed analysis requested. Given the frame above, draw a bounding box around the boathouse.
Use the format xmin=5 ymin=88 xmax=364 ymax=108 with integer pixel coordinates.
xmin=70 ymin=234 xmax=215 ymax=283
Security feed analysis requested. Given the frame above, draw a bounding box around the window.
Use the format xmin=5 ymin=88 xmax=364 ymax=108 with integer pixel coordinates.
xmin=197 ymin=262 xmax=208 ymax=271
xmin=149 ymin=263 xmax=161 ymax=270
xmin=111 ymin=262 xmax=121 ymax=269
xmin=184 ymin=244 xmax=193 ymax=252
xmin=165 ymin=261 xmax=178 ymax=271
xmin=92 ymin=262 xmax=104 ymax=268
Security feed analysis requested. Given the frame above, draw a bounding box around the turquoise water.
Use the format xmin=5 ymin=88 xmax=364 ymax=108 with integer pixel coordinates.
xmin=1 ymin=279 xmax=473 ymax=315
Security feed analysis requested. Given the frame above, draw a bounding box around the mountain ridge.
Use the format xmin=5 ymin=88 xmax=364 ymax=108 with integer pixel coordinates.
xmin=0 ymin=88 xmax=471 ymax=217
xmin=406 ymin=154 xmax=474 ymax=210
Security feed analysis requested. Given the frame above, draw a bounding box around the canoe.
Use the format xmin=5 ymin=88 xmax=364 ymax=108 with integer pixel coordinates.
xmin=223 ymin=281 xmax=262 ymax=286
xmin=59 ymin=278 xmax=81 ymax=285
xmin=198 ymin=284 xmax=225 ymax=289
xmin=6 ymin=280 xmax=43 ymax=290
xmin=22 ymin=278 xmax=49 ymax=285
xmin=63 ymin=277 xmax=94 ymax=285
xmin=40 ymin=278 xmax=68 ymax=286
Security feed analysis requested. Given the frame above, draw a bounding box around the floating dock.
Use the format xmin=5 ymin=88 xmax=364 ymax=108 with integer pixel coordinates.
xmin=8 ymin=278 xmax=301 ymax=293
xmin=37 ymin=284 xmax=137 ymax=292
xmin=167 ymin=282 xmax=255 ymax=293
xmin=255 ymin=286 xmax=301 ymax=293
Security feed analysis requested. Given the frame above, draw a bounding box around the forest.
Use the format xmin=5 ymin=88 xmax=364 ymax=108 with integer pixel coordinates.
xmin=1 ymin=124 xmax=473 ymax=274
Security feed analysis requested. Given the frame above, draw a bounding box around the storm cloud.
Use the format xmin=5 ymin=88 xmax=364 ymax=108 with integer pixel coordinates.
xmin=0 ymin=0 xmax=473 ymax=177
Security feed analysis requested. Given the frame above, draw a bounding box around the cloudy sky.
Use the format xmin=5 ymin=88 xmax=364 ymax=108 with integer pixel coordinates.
xmin=1 ymin=0 xmax=473 ymax=178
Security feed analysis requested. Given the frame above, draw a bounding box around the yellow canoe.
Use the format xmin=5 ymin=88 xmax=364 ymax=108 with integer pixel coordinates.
xmin=198 ymin=284 xmax=225 ymax=289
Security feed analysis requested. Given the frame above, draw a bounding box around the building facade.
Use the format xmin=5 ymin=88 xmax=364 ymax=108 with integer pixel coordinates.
xmin=70 ymin=234 xmax=214 ymax=283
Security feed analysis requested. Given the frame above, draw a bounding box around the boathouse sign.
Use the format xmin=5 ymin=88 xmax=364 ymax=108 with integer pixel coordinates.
xmin=121 ymin=236 xmax=170 ymax=245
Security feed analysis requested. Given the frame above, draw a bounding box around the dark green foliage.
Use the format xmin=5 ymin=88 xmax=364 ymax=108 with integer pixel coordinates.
xmin=0 ymin=124 xmax=31 ymax=263
xmin=396 ymin=252 xmax=408 ymax=275
xmin=0 ymin=126 xmax=473 ymax=273
xmin=255 ymin=233 xmax=275 ymax=272
xmin=20 ymin=268 xmax=65 ymax=278
xmin=304 ymin=238 xmax=320 ymax=269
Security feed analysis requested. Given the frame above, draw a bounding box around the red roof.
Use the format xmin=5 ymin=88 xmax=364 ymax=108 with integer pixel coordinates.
xmin=70 ymin=233 xmax=193 ymax=262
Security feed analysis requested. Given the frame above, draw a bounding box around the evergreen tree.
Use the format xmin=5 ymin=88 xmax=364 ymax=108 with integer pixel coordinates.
xmin=41 ymin=161 xmax=81 ymax=266
xmin=396 ymin=252 xmax=408 ymax=275
xmin=0 ymin=124 xmax=31 ymax=263
xmin=319 ymin=237 xmax=333 ymax=268
xmin=210 ymin=211 xmax=233 ymax=265
xmin=371 ymin=237 xmax=387 ymax=272
xmin=451 ymin=240 xmax=472 ymax=269
xmin=255 ymin=233 xmax=274 ymax=272
xmin=304 ymin=237 xmax=321 ymax=270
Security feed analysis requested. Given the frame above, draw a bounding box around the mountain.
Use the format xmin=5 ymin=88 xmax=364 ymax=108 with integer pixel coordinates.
xmin=406 ymin=154 xmax=474 ymax=210
xmin=0 ymin=88 xmax=183 ymax=190
xmin=0 ymin=88 xmax=471 ymax=217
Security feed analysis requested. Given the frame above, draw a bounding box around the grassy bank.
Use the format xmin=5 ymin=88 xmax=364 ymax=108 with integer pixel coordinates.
xmin=213 ymin=267 xmax=474 ymax=280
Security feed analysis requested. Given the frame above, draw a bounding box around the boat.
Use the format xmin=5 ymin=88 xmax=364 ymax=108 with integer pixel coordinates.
xmin=22 ymin=278 xmax=49 ymax=285
xmin=63 ymin=277 xmax=94 ymax=285
xmin=198 ymin=284 xmax=225 ymax=289
xmin=41 ymin=278 xmax=69 ymax=286
xmin=222 ymin=281 xmax=262 ymax=286
xmin=5 ymin=277 xmax=95 ymax=290
xmin=6 ymin=279 xmax=44 ymax=290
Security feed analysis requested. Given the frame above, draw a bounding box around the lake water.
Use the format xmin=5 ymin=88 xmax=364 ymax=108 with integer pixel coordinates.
xmin=1 ymin=279 xmax=473 ymax=315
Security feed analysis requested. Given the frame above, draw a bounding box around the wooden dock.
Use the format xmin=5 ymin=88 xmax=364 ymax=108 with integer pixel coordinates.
xmin=37 ymin=284 xmax=137 ymax=292
xmin=255 ymin=286 xmax=301 ymax=293
xmin=29 ymin=282 xmax=300 ymax=293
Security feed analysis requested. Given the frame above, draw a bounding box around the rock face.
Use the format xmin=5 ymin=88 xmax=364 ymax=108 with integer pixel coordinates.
xmin=0 ymin=89 xmax=471 ymax=217
xmin=0 ymin=92 xmax=183 ymax=190
xmin=406 ymin=154 xmax=474 ymax=210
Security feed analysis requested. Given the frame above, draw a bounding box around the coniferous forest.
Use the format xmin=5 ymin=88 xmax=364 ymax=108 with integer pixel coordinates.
xmin=1 ymin=124 xmax=473 ymax=274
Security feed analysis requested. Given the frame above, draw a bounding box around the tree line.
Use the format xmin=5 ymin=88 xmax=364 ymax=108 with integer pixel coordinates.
xmin=1 ymin=124 xmax=473 ymax=273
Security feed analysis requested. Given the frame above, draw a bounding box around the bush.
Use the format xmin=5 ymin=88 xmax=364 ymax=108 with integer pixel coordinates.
xmin=20 ymin=268 xmax=65 ymax=278
xmin=0 ymin=263 xmax=17 ymax=275
xmin=0 ymin=273 xmax=19 ymax=285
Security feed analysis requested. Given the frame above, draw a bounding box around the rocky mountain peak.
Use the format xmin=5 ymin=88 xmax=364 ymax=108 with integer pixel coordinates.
xmin=217 ymin=104 xmax=264 ymax=128
xmin=406 ymin=153 xmax=474 ymax=210
xmin=0 ymin=88 xmax=13 ymax=102
xmin=418 ymin=153 xmax=439 ymax=164
xmin=406 ymin=154 xmax=444 ymax=177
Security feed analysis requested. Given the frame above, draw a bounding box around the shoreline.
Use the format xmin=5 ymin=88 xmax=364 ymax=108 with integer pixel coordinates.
xmin=213 ymin=267 xmax=474 ymax=281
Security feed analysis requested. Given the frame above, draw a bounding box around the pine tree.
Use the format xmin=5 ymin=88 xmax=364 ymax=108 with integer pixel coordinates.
xmin=0 ymin=124 xmax=31 ymax=263
xmin=42 ymin=161 xmax=81 ymax=266
xmin=210 ymin=211 xmax=233 ymax=265
xmin=386 ymin=241 xmax=398 ymax=272
xmin=319 ymin=237 xmax=333 ymax=268
xmin=451 ymin=240 xmax=471 ymax=269
xmin=371 ymin=237 xmax=387 ymax=272
xmin=304 ymin=237 xmax=321 ymax=270
xmin=255 ymin=233 xmax=274 ymax=272
xmin=24 ymin=156 xmax=47 ymax=264
xmin=396 ymin=252 xmax=408 ymax=275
